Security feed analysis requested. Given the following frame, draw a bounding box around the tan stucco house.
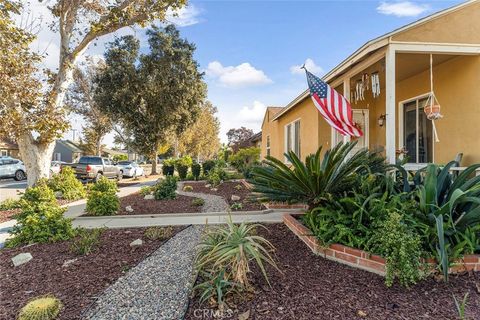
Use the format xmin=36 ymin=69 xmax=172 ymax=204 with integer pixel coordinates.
xmin=261 ymin=0 xmax=480 ymax=166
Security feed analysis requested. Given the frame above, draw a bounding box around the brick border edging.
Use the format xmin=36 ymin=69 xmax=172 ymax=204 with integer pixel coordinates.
xmin=283 ymin=214 xmax=480 ymax=276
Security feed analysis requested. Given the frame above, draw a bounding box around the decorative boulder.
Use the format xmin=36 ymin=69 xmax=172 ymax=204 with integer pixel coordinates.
xmin=12 ymin=253 xmax=33 ymax=267
xmin=231 ymin=195 xmax=241 ymax=201
xmin=125 ymin=205 xmax=134 ymax=212
xmin=62 ymin=258 xmax=78 ymax=268
xmin=54 ymin=191 xmax=63 ymax=199
xmin=211 ymin=188 xmax=218 ymax=192
xmin=144 ymin=194 xmax=155 ymax=200
xmin=205 ymin=184 xmax=211 ymax=188
xmin=130 ymin=239 xmax=143 ymax=247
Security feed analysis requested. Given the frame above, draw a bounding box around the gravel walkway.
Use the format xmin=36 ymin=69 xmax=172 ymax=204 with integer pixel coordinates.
xmin=177 ymin=181 xmax=229 ymax=213
xmin=83 ymin=225 xmax=203 ymax=320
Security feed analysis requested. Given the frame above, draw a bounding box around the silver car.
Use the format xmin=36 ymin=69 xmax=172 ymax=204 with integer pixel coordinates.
xmin=0 ymin=157 xmax=26 ymax=181
xmin=117 ymin=161 xmax=144 ymax=178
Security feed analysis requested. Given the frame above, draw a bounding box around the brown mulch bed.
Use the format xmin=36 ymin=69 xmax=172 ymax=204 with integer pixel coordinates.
xmin=184 ymin=181 xmax=265 ymax=211
xmin=115 ymin=192 xmax=202 ymax=215
xmin=185 ymin=223 xmax=480 ymax=320
xmin=0 ymin=227 xmax=183 ymax=319
xmin=0 ymin=208 xmax=19 ymax=223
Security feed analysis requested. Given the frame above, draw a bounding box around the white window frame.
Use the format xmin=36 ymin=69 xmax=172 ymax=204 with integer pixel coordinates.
xmin=0 ymin=150 xmax=7 ymax=157
xmin=284 ymin=119 xmax=301 ymax=163
xmin=330 ymin=109 xmax=369 ymax=149
xmin=53 ymin=153 xmax=62 ymax=161
xmin=398 ymin=93 xmax=435 ymax=164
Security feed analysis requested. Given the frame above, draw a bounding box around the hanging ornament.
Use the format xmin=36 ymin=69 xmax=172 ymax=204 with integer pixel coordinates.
xmin=425 ymin=54 xmax=443 ymax=142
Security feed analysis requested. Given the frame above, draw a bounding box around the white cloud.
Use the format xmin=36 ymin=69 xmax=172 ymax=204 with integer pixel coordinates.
xmin=290 ymin=58 xmax=323 ymax=75
xmin=377 ymin=1 xmax=429 ymax=17
xmin=206 ymin=61 xmax=272 ymax=88
xmin=165 ymin=4 xmax=203 ymax=27
xmin=237 ymin=101 xmax=267 ymax=123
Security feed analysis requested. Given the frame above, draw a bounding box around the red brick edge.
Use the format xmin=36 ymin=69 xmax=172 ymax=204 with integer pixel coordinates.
xmin=283 ymin=214 xmax=480 ymax=276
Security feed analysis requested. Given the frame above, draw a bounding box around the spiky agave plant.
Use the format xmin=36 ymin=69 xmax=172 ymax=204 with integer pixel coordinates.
xmin=18 ymin=295 xmax=63 ymax=320
xmin=249 ymin=141 xmax=386 ymax=209
xmin=196 ymin=217 xmax=279 ymax=288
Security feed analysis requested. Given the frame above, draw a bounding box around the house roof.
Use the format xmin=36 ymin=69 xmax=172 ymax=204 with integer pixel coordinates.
xmin=58 ymin=140 xmax=83 ymax=153
xmin=102 ymin=148 xmax=128 ymax=156
xmin=0 ymin=138 xmax=18 ymax=149
xmin=250 ymin=132 xmax=262 ymax=142
xmin=271 ymin=0 xmax=477 ymax=122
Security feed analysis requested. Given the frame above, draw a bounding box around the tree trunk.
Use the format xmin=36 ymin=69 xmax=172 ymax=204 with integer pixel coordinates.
xmin=96 ymin=137 xmax=102 ymax=156
xmin=17 ymin=134 xmax=56 ymax=187
xmin=151 ymin=151 xmax=158 ymax=175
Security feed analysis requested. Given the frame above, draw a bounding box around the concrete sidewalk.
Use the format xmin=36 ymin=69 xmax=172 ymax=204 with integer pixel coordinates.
xmin=72 ymin=210 xmax=293 ymax=229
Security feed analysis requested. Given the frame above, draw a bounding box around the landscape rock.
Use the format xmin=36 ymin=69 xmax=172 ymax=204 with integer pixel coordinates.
xmin=62 ymin=258 xmax=78 ymax=268
xmin=231 ymin=195 xmax=241 ymax=201
xmin=54 ymin=191 xmax=63 ymax=199
xmin=211 ymin=188 xmax=218 ymax=192
xmin=144 ymin=194 xmax=155 ymax=200
xmin=205 ymin=184 xmax=211 ymax=188
xmin=11 ymin=253 xmax=33 ymax=267
xmin=129 ymin=239 xmax=143 ymax=247
xmin=125 ymin=205 xmax=134 ymax=213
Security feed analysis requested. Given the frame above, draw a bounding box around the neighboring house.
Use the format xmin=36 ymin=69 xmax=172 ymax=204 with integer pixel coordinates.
xmin=53 ymin=140 xmax=84 ymax=163
xmin=262 ymin=0 xmax=480 ymax=166
xmin=249 ymin=132 xmax=262 ymax=149
xmin=0 ymin=138 xmax=20 ymax=159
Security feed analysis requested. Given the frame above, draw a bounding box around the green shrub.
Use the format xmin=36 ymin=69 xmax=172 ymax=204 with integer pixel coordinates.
xmin=202 ymin=160 xmax=216 ymax=175
xmin=162 ymin=158 xmax=175 ymax=176
xmin=6 ymin=185 xmax=75 ymax=247
xmin=207 ymin=167 xmax=228 ymax=188
xmin=0 ymin=198 xmax=21 ymax=210
xmin=230 ymin=202 xmax=243 ymax=211
xmin=175 ymin=156 xmax=193 ymax=179
xmin=140 ymin=186 xmax=154 ymax=196
xmin=90 ymin=176 xmax=118 ymax=193
xmin=48 ymin=167 xmax=86 ymax=200
xmin=191 ymin=163 xmax=201 ymax=180
xmin=144 ymin=226 xmax=174 ymax=240
xmin=70 ymin=228 xmax=104 ymax=255
xmin=192 ymin=198 xmax=205 ymax=206
xmin=86 ymin=191 xmax=119 ymax=216
xmin=229 ymin=147 xmax=260 ymax=178
xmin=370 ymin=211 xmax=425 ymax=287
xmin=154 ymin=176 xmax=178 ymax=200
xmin=196 ymin=218 xmax=279 ymax=288
xmin=234 ymin=184 xmax=243 ymax=191
xmin=18 ymin=295 xmax=63 ymax=320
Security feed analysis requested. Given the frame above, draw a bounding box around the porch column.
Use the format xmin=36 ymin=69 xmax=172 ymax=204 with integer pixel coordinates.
xmin=385 ymin=46 xmax=396 ymax=164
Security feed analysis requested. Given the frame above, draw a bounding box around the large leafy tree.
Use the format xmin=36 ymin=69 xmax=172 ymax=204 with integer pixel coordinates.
xmin=227 ymin=127 xmax=254 ymax=152
xmin=95 ymin=25 xmax=206 ymax=174
xmin=0 ymin=0 xmax=187 ymax=186
xmin=178 ymin=101 xmax=220 ymax=161
xmin=66 ymin=58 xmax=111 ymax=155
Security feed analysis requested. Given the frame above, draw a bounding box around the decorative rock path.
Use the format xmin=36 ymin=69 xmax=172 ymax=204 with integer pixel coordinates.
xmin=84 ymin=225 xmax=203 ymax=320
xmin=177 ymin=181 xmax=229 ymax=213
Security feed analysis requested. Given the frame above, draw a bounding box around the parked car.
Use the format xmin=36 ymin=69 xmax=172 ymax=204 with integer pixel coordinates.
xmin=117 ymin=161 xmax=144 ymax=178
xmin=64 ymin=156 xmax=122 ymax=182
xmin=0 ymin=158 xmax=26 ymax=181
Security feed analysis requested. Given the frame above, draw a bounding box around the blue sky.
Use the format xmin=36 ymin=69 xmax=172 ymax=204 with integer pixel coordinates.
xmin=24 ymin=0 xmax=462 ymax=144
xmin=177 ymin=0 xmax=461 ymax=142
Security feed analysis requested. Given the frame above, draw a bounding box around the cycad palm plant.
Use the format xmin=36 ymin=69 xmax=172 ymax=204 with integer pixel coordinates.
xmin=249 ymin=142 xmax=386 ymax=209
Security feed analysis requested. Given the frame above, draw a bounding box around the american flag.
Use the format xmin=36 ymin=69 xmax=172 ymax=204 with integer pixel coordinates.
xmin=305 ymin=70 xmax=363 ymax=137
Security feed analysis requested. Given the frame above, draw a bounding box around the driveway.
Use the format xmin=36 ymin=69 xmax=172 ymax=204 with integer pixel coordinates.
xmin=0 ymin=179 xmax=26 ymax=202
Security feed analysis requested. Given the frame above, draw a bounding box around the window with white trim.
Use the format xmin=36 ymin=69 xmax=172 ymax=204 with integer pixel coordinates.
xmin=266 ymin=135 xmax=271 ymax=157
xmin=403 ymin=97 xmax=433 ymax=163
xmin=53 ymin=153 xmax=62 ymax=161
xmin=0 ymin=150 xmax=7 ymax=157
xmin=285 ymin=120 xmax=301 ymax=160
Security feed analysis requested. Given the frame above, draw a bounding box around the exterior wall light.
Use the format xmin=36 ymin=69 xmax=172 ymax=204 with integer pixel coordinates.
xmin=378 ymin=114 xmax=387 ymax=127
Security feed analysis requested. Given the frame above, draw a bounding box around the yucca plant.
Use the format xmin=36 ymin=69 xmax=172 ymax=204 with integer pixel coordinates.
xmin=249 ymin=142 xmax=386 ymax=209
xmin=194 ymin=268 xmax=239 ymax=307
xmin=196 ymin=218 xmax=279 ymax=288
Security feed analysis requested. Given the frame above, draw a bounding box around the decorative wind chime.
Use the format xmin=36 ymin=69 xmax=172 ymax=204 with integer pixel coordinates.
xmin=424 ymin=54 xmax=443 ymax=142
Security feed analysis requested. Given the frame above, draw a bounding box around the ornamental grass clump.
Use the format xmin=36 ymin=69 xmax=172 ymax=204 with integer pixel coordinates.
xmin=70 ymin=228 xmax=104 ymax=255
xmin=6 ymin=185 xmax=75 ymax=247
xmin=18 ymin=295 xmax=63 ymax=320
